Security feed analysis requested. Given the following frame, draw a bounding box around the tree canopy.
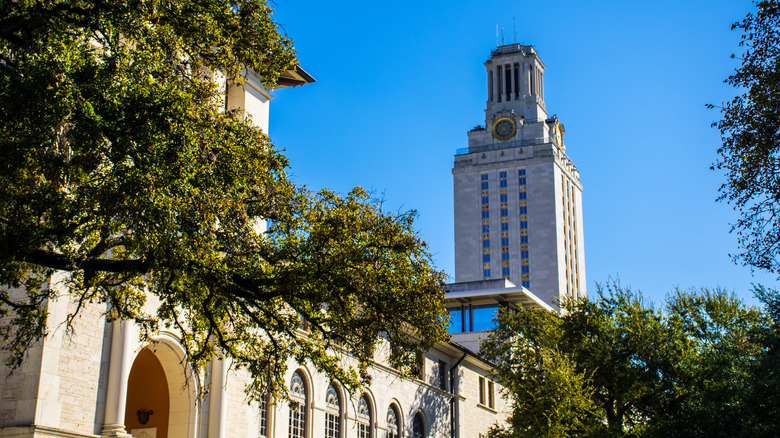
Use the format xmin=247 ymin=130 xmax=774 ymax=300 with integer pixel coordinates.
xmin=0 ymin=0 xmax=448 ymax=399
xmin=482 ymin=282 xmax=779 ymax=438
xmin=712 ymin=0 xmax=780 ymax=272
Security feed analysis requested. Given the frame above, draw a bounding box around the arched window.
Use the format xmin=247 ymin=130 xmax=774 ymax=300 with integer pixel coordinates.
xmin=325 ymin=383 xmax=341 ymax=438
xmin=289 ymin=371 xmax=307 ymax=438
xmin=412 ymin=413 xmax=425 ymax=438
xmin=357 ymin=394 xmax=372 ymax=438
xmin=386 ymin=405 xmax=400 ymax=438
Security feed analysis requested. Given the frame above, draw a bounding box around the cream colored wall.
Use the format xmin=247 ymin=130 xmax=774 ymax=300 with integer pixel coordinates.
xmin=454 ymin=360 xmax=509 ymax=438
xmin=0 ymin=274 xmax=109 ymax=435
xmin=0 ymin=288 xmax=43 ymax=429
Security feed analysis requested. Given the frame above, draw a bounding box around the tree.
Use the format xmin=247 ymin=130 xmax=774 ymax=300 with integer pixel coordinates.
xmin=483 ymin=281 xmax=772 ymax=438
xmin=481 ymin=306 xmax=596 ymax=438
xmin=744 ymin=285 xmax=780 ymax=437
xmin=483 ymin=281 xmax=681 ymax=438
xmin=661 ymin=288 xmax=765 ymax=437
xmin=711 ymin=0 xmax=780 ymax=272
xmin=0 ymin=0 xmax=448 ymax=400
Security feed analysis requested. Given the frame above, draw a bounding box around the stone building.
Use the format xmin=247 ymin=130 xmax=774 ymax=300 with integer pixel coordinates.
xmin=0 ymin=59 xmax=515 ymax=438
xmin=452 ymin=44 xmax=586 ymax=308
xmin=447 ymin=44 xmax=586 ymax=352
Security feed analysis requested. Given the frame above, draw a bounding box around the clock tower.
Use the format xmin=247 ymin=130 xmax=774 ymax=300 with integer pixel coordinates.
xmin=451 ymin=44 xmax=586 ymax=308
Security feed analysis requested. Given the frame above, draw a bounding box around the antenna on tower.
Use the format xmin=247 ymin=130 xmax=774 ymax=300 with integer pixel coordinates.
xmin=513 ymin=16 xmax=517 ymax=42
xmin=496 ymin=24 xmax=499 ymax=46
xmin=501 ymin=27 xmax=505 ymax=45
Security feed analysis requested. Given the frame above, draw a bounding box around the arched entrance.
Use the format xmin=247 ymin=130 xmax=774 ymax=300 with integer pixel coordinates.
xmin=121 ymin=333 xmax=199 ymax=438
xmin=125 ymin=348 xmax=170 ymax=437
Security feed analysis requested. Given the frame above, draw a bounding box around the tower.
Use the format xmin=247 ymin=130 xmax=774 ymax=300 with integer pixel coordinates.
xmin=452 ymin=44 xmax=586 ymax=308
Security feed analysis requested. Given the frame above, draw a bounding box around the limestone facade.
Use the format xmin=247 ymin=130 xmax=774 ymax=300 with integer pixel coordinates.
xmin=0 ymin=66 xmax=510 ymax=438
xmin=452 ymin=44 xmax=586 ymax=308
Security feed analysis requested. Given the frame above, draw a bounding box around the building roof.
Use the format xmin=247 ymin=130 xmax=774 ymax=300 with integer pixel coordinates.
xmin=444 ymin=280 xmax=555 ymax=312
xmin=275 ymin=65 xmax=316 ymax=88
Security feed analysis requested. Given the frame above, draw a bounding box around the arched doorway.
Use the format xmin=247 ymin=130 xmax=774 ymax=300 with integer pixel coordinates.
xmin=124 ymin=348 xmax=170 ymax=437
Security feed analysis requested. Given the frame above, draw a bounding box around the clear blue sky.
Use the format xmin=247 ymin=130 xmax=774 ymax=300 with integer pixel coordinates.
xmin=269 ymin=0 xmax=778 ymax=307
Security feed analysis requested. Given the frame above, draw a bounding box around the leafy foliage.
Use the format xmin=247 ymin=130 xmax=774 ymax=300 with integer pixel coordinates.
xmin=711 ymin=0 xmax=780 ymax=272
xmin=482 ymin=307 xmax=596 ymax=438
xmin=483 ymin=281 xmax=778 ymax=438
xmin=746 ymin=285 xmax=780 ymax=437
xmin=0 ymin=0 xmax=448 ymax=399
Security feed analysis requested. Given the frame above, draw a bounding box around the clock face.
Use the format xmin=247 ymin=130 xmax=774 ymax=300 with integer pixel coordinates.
xmin=492 ymin=117 xmax=516 ymax=141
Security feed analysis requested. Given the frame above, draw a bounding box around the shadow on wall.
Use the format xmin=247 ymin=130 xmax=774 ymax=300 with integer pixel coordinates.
xmin=411 ymin=383 xmax=451 ymax=437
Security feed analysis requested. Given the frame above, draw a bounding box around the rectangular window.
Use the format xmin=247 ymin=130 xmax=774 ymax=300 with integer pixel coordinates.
xmin=448 ymin=307 xmax=463 ymax=333
xmin=499 ymin=171 xmax=507 ymax=179
xmin=481 ymin=182 xmax=489 ymax=190
xmin=500 ymin=180 xmax=507 ymax=188
xmin=518 ymin=192 xmax=527 ymax=200
xmin=521 ymin=236 xmax=529 ymax=244
xmin=500 ymin=208 xmax=508 ymax=217
xmin=289 ymin=404 xmax=306 ymax=438
xmin=502 ymin=267 xmax=510 ymax=276
xmin=483 ymin=254 xmax=490 ymax=262
xmin=521 ymin=251 xmax=529 ymax=258
xmin=518 ymin=169 xmax=526 ymax=176
xmin=501 ymin=238 xmax=509 ymax=246
xmin=497 ymin=65 xmax=503 ymax=102
xmin=483 ymin=269 xmax=491 ymax=278
xmin=439 ymin=360 xmax=447 ymax=390
xmin=520 ymin=221 xmax=528 ymax=229
xmin=522 ymin=266 xmax=530 ymax=274
xmin=488 ymin=70 xmax=493 ymax=102
xmin=505 ymin=66 xmax=511 ymax=101
xmin=326 ymin=412 xmax=340 ymax=438
xmin=522 ymin=280 xmax=530 ymax=288
xmin=482 ymin=196 xmax=489 ymax=204
xmin=473 ymin=304 xmax=498 ymax=331
xmin=500 ymin=194 xmax=507 ymax=202
xmin=519 ymin=206 xmax=527 ymax=214
xmin=518 ymin=177 xmax=526 ymax=185
xmin=482 ymin=210 xmax=489 ymax=219
xmin=482 ymin=174 xmax=489 ymax=181
xmin=488 ymin=380 xmax=495 ymax=408
xmin=482 ymin=225 xmax=489 ymax=233
xmin=501 ymin=223 xmax=509 ymax=231
xmin=259 ymin=394 xmax=269 ymax=437
xmin=483 ymin=239 xmax=490 ymax=248
xmin=479 ymin=377 xmax=486 ymax=405
xmin=502 ymin=252 xmax=509 ymax=261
